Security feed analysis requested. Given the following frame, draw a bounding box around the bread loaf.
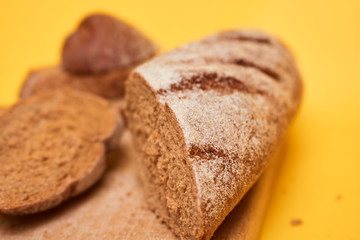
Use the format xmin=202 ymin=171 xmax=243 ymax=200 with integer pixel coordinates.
xmin=0 ymin=89 xmax=122 ymax=215
xmin=125 ymin=30 xmax=302 ymax=239
xmin=20 ymin=14 xmax=157 ymax=99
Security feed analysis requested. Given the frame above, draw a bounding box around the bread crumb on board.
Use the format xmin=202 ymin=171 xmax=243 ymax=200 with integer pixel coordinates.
xmin=290 ymin=219 xmax=303 ymax=226
xmin=336 ymin=194 xmax=343 ymax=201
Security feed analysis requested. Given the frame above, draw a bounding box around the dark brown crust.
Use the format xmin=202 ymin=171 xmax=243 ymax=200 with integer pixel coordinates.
xmin=217 ymin=29 xmax=274 ymax=45
xmin=156 ymin=70 xmax=272 ymax=100
xmin=231 ymin=59 xmax=280 ymax=81
xmin=157 ymin=72 xmax=249 ymax=95
xmin=62 ymin=14 xmax=158 ymax=73
xmin=188 ymin=145 xmax=227 ymax=160
xmin=221 ymin=34 xmax=272 ymax=44
xmin=164 ymin=57 xmax=281 ymax=83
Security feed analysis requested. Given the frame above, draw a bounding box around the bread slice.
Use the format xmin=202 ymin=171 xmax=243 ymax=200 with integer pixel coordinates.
xmin=0 ymin=130 xmax=283 ymax=240
xmin=21 ymin=66 xmax=131 ymax=99
xmin=62 ymin=14 xmax=158 ymax=73
xmin=20 ymin=13 xmax=157 ymax=99
xmin=0 ymin=88 xmax=122 ymax=215
xmin=125 ymin=30 xmax=302 ymax=239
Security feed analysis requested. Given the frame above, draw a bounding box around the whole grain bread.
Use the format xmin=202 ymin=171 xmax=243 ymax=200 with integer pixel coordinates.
xmin=20 ymin=13 xmax=157 ymax=99
xmin=0 ymin=88 xmax=122 ymax=215
xmin=62 ymin=14 xmax=158 ymax=73
xmin=125 ymin=30 xmax=302 ymax=239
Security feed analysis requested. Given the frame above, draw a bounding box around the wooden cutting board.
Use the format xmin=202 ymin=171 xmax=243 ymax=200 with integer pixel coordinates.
xmin=0 ymin=131 xmax=283 ymax=240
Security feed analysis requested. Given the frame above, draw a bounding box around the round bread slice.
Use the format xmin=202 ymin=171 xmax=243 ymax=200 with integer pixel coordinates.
xmin=62 ymin=13 xmax=158 ymax=73
xmin=20 ymin=66 xmax=131 ymax=99
xmin=0 ymin=88 xmax=121 ymax=215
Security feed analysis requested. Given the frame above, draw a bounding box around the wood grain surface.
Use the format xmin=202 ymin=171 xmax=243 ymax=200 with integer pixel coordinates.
xmin=0 ymin=131 xmax=284 ymax=239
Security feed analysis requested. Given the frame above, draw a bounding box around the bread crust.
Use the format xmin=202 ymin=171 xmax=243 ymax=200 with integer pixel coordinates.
xmin=0 ymin=89 xmax=122 ymax=215
xmin=127 ymin=30 xmax=302 ymax=239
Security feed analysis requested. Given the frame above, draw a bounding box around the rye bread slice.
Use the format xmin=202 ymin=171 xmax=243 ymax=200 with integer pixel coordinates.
xmin=62 ymin=13 xmax=158 ymax=73
xmin=125 ymin=30 xmax=302 ymax=239
xmin=0 ymin=88 xmax=121 ymax=215
xmin=21 ymin=66 xmax=131 ymax=99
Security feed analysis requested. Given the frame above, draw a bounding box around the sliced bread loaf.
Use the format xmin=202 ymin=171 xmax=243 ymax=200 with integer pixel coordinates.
xmin=0 ymin=88 xmax=121 ymax=215
xmin=125 ymin=30 xmax=302 ymax=239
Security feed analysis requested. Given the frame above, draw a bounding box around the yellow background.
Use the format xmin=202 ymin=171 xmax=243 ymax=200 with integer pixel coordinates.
xmin=1 ymin=0 xmax=360 ymax=239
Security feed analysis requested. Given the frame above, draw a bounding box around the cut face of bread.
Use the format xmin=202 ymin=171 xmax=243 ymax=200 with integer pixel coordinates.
xmin=62 ymin=14 xmax=158 ymax=73
xmin=0 ymin=89 xmax=121 ymax=215
xmin=126 ymin=30 xmax=302 ymax=239
xmin=21 ymin=66 xmax=131 ymax=99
